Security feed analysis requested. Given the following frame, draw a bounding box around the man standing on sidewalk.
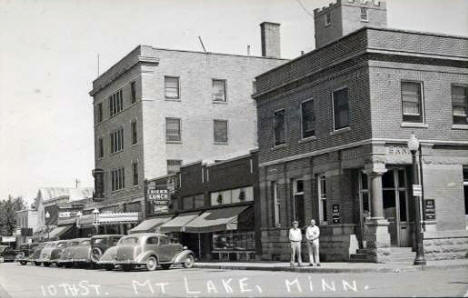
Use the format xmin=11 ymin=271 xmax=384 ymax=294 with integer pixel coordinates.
xmin=306 ymin=219 xmax=320 ymax=267
xmin=289 ymin=220 xmax=302 ymax=267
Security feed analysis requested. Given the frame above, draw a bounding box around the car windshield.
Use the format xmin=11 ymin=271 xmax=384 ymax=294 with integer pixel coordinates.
xmin=119 ymin=237 xmax=139 ymax=245
xmin=92 ymin=238 xmax=105 ymax=244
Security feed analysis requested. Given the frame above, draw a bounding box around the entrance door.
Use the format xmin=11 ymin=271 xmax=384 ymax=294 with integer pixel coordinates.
xmin=382 ymin=168 xmax=410 ymax=247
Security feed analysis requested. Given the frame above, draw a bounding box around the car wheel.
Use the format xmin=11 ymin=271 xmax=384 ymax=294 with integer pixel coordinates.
xmin=34 ymin=262 xmax=41 ymax=266
xmin=182 ymin=254 xmax=195 ymax=268
xmin=161 ymin=264 xmax=171 ymax=270
xmin=122 ymin=264 xmax=133 ymax=272
xmin=65 ymin=263 xmax=73 ymax=268
xmin=146 ymin=256 xmax=158 ymax=271
xmin=56 ymin=263 xmax=63 ymax=268
xmin=43 ymin=262 xmax=50 ymax=267
xmin=91 ymin=247 xmax=102 ymax=263
xmin=105 ymin=265 xmax=114 ymax=271
xmin=20 ymin=261 xmax=27 ymax=266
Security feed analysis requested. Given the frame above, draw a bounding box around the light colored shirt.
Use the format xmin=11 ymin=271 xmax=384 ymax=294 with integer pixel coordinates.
xmin=305 ymin=225 xmax=320 ymax=241
xmin=289 ymin=228 xmax=302 ymax=242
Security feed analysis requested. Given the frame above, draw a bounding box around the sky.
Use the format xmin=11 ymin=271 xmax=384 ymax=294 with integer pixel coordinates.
xmin=1 ymin=0 xmax=467 ymax=205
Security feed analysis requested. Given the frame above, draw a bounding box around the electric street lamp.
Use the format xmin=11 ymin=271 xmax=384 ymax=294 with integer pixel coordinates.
xmin=76 ymin=211 xmax=82 ymax=237
xmin=407 ymin=132 xmax=426 ymax=265
xmin=92 ymin=208 xmax=100 ymax=235
xmin=45 ymin=211 xmax=50 ymax=241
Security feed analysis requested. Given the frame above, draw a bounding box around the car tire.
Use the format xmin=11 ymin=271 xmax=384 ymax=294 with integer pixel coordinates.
xmin=56 ymin=263 xmax=63 ymax=268
xmin=19 ymin=261 xmax=27 ymax=266
xmin=105 ymin=265 xmax=114 ymax=271
xmin=182 ymin=254 xmax=195 ymax=268
xmin=146 ymin=256 xmax=158 ymax=271
xmin=90 ymin=247 xmax=102 ymax=263
xmin=43 ymin=262 xmax=50 ymax=267
xmin=122 ymin=264 xmax=133 ymax=272
xmin=161 ymin=264 xmax=171 ymax=270
xmin=65 ymin=263 xmax=73 ymax=268
xmin=34 ymin=262 xmax=41 ymax=266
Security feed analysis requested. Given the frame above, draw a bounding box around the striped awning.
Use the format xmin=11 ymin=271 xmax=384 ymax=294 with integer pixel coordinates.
xmin=159 ymin=212 xmax=200 ymax=233
xmin=128 ymin=216 xmax=173 ymax=234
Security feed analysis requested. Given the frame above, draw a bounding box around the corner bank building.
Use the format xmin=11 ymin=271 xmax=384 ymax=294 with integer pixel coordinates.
xmin=253 ymin=0 xmax=468 ymax=262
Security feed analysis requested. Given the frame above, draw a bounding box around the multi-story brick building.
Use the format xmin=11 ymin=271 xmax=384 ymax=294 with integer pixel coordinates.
xmin=88 ymin=23 xmax=286 ymax=230
xmin=253 ymin=0 xmax=468 ymax=262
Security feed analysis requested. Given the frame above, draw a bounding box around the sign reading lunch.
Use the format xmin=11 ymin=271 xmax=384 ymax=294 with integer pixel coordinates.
xmin=147 ymin=181 xmax=170 ymax=213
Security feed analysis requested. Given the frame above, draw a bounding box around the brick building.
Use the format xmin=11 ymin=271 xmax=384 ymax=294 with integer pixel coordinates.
xmin=88 ymin=24 xmax=286 ymax=229
xmin=129 ymin=151 xmax=259 ymax=261
xmin=253 ymin=0 xmax=468 ymax=262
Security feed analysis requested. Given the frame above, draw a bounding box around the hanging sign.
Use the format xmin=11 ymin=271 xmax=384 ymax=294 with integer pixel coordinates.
xmin=332 ymin=204 xmax=340 ymax=224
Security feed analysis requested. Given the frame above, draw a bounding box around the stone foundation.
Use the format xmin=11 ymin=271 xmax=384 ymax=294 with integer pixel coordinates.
xmin=423 ymin=230 xmax=468 ymax=260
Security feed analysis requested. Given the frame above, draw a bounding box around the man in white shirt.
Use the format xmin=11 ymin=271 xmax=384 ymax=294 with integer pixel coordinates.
xmin=288 ymin=220 xmax=303 ymax=267
xmin=305 ymin=219 xmax=320 ymax=266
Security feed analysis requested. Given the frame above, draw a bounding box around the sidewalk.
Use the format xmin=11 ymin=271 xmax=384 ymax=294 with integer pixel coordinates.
xmin=194 ymin=258 xmax=468 ymax=273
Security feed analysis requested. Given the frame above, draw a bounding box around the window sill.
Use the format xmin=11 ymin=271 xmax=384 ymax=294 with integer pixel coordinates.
xmin=298 ymin=136 xmax=317 ymax=144
xmin=452 ymin=124 xmax=468 ymax=130
xmin=164 ymin=98 xmax=181 ymax=102
xmin=212 ymin=100 xmax=228 ymax=104
xmin=360 ymin=19 xmax=369 ymax=23
xmin=271 ymin=143 xmax=287 ymax=151
xmin=214 ymin=142 xmax=229 ymax=145
xmin=166 ymin=141 xmax=182 ymax=144
xmin=330 ymin=127 xmax=351 ymax=136
xmin=110 ymin=150 xmax=124 ymax=156
xmin=401 ymin=122 xmax=428 ymax=128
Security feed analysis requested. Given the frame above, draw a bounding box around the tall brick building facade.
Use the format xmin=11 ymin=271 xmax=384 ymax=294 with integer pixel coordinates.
xmin=253 ymin=0 xmax=468 ymax=262
xmin=87 ymin=25 xmax=285 ymax=230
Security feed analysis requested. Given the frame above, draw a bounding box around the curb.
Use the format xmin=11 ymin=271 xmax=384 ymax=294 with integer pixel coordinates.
xmin=193 ymin=263 xmax=468 ymax=274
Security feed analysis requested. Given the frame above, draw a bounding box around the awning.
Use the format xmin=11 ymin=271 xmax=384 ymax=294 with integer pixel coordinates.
xmin=184 ymin=206 xmax=251 ymax=233
xmin=48 ymin=225 xmax=73 ymax=239
xmin=159 ymin=212 xmax=200 ymax=233
xmin=128 ymin=216 xmax=173 ymax=234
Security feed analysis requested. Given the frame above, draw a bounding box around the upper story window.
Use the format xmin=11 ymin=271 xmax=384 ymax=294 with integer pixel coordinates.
xmin=164 ymin=76 xmax=180 ymax=99
xmin=214 ymin=120 xmax=228 ymax=143
xmin=401 ymin=81 xmax=424 ymax=123
xmin=452 ymin=85 xmax=468 ymax=125
xmin=166 ymin=118 xmax=181 ymax=142
xmin=325 ymin=12 xmax=331 ymax=26
xmin=273 ymin=109 xmax=286 ymax=146
xmin=111 ymin=168 xmax=125 ymax=191
xmin=109 ymin=89 xmax=123 ymax=117
xmin=332 ymin=88 xmax=350 ymax=130
xmin=167 ymin=160 xmax=182 ymax=175
xmin=318 ymin=175 xmax=328 ymax=224
xmin=301 ymin=99 xmax=315 ymax=138
xmin=98 ymin=137 xmax=104 ymax=158
xmin=97 ymin=103 xmax=103 ymax=123
xmin=130 ymin=81 xmax=137 ymax=104
xmin=182 ymin=194 xmax=205 ymax=210
xmin=212 ymin=79 xmax=227 ymax=102
xmin=211 ymin=186 xmax=254 ymax=206
xmin=360 ymin=7 xmax=368 ymax=21
xmin=132 ymin=162 xmax=138 ymax=186
xmin=110 ymin=128 xmax=124 ymax=154
xmin=131 ymin=120 xmax=137 ymax=145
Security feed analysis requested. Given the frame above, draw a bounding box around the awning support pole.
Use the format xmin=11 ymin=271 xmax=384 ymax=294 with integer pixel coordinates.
xmin=198 ymin=233 xmax=201 ymax=260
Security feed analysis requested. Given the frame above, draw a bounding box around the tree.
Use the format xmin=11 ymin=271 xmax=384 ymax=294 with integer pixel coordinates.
xmin=0 ymin=195 xmax=26 ymax=236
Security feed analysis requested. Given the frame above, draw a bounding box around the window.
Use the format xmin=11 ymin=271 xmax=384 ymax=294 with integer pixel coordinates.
xmin=110 ymin=128 xmax=124 ymax=153
xmin=273 ymin=109 xmax=286 ymax=146
xmin=464 ymin=167 xmax=468 ymax=215
xmin=452 ymin=85 xmax=468 ymax=125
xmin=164 ymin=76 xmax=180 ymax=99
xmin=292 ymin=179 xmax=305 ymax=226
xmin=166 ymin=118 xmax=181 ymax=142
xmin=146 ymin=237 xmax=158 ymax=245
xmin=325 ymin=12 xmax=331 ymax=26
xmin=111 ymin=168 xmax=125 ymax=191
xmin=98 ymin=137 xmax=104 ymax=158
xmin=167 ymin=160 xmax=182 ymax=175
xmin=212 ymin=79 xmax=227 ymax=102
xmin=97 ymin=103 xmax=103 ymax=123
xmin=301 ymin=100 xmax=315 ymax=138
xmin=333 ymin=88 xmax=350 ymax=130
xmin=318 ymin=176 xmax=328 ymax=224
xmin=214 ymin=120 xmax=228 ymax=143
xmin=109 ymin=89 xmax=123 ymax=117
xmin=359 ymin=172 xmax=370 ymax=218
xmin=401 ymin=81 xmax=424 ymax=123
xmin=211 ymin=186 xmax=254 ymax=206
xmin=360 ymin=7 xmax=368 ymax=21
xmin=131 ymin=120 xmax=137 ymax=144
xmin=132 ymin=162 xmax=138 ymax=186
xmin=182 ymin=194 xmax=205 ymax=210
xmin=130 ymin=81 xmax=136 ymax=103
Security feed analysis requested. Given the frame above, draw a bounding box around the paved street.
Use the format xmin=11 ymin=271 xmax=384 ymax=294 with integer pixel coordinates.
xmin=0 ymin=262 xmax=467 ymax=297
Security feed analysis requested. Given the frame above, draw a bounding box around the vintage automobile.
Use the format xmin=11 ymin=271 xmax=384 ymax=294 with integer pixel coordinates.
xmin=57 ymin=238 xmax=91 ymax=268
xmin=0 ymin=246 xmax=18 ymax=262
xmin=15 ymin=243 xmax=39 ymax=265
xmin=38 ymin=240 xmax=70 ymax=267
xmin=90 ymin=234 xmax=122 ymax=269
xmin=31 ymin=242 xmax=46 ymax=266
xmin=98 ymin=233 xmax=195 ymax=271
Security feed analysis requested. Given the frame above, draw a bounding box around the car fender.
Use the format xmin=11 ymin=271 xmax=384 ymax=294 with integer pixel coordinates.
xmin=172 ymin=250 xmax=194 ymax=264
xmin=136 ymin=250 xmax=158 ymax=263
xmin=100 ymin=246 xmax=118 ymax=261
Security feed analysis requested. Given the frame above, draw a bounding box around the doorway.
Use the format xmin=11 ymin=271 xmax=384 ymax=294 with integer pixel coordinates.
xmin=382 ymin=168 xmax=410 ymax=247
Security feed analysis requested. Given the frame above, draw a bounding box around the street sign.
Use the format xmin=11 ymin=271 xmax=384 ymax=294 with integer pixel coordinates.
xmin=412 ymin=184 xmax=422 ymax=197
xmin=424 ymin=199 xmax=436 ymax=220
xmin=332 ymin=204 xmax=340 ymax=224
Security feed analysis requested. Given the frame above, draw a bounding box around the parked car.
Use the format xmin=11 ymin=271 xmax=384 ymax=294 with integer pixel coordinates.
xmin=90 ymin=234 xmax=122 ymax=270
xmin=0 ymin=246 xmax=18 ymax=262
xmin=37 ymin=241 xmax=63 ymax=267
xmin=57 ymin=238 xmax=90 ymax=268
xmin=31 ymin=242 xmax=46 ymax=266
xmin=98 ymin=233 xmax=195 ymax=271
xmin=68 ymin=238 xmax=93 ymax=268
xmin=49 ymin=240 xmax=72 ymax=267
xmin=16 ymin=243 xmax=39 ymax=265
xmin=0 ymin=245 xmax=7 ymax=262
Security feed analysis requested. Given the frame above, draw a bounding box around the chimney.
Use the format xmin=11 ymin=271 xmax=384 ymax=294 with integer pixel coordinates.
xmin=260 ymin=22 xmax=281 ymax=58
